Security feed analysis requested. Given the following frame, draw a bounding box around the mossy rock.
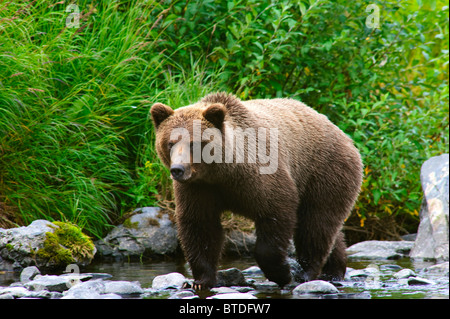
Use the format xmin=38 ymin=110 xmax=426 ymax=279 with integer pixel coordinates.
xmin=36 ymin=222 xmax=96 ymax=268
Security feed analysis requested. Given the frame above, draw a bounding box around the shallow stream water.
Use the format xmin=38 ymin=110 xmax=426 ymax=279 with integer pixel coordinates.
xmin=1 ymin=257 xmax=448 ymax=299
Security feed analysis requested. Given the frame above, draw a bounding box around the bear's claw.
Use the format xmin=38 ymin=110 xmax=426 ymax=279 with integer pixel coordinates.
xmin=193 ymin=283 xmax=204 ymax=290
xmin=182 ymin=281 xmax=209 ymax=291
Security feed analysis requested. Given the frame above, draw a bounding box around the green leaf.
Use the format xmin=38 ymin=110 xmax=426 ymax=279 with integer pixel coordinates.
xmin=373 ymin=189 xmax=382 ymax=205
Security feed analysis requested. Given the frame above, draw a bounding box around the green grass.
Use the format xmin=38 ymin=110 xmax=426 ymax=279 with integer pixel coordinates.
xmin=0 ymin=0 xmax=219 ymax=237
xmin=0 ymin=0 xmax=448 ymax=239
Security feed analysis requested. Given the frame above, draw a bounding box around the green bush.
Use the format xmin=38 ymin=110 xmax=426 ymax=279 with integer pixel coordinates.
xmin=0 ymin=0 xmax=448 ymax=238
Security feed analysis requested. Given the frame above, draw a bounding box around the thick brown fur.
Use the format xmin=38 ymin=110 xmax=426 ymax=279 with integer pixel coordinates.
xmin=150 ymin=92 xmax=363 ymax=289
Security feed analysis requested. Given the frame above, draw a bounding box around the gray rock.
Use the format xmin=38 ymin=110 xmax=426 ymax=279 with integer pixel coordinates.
xmin=152 ymin=272 xmax=186 ymax=290
xmin=422 ymin=261 xmax=449 ymax=276
xmin=83 ymin=272 xmax=113 ymax=280
xmin=0 ymin=220 xmax=54 ymax=269
xmin=346 ymin=240 xmax=414 ymax=260
xmin=216 ymin=268 xmax=247 ymax=287
xmin=233 ymin=286 xmax=255 ymax=293
xmin=207 ymin=292 xmax=257 ymax=299
xmin=0 ymin=287 xmax=31 ymax=298
xmin=62 ymin=280 xmax=122 ymax=299
xmin=394 ymin=269 xmax=416 ymax=279
xmin=253 ymin=280 xmax=279 ymax=291
xmin=95 ymin=207 xmax=178 ymax=259
xmin=0 ymin=220 xmax=95 ymax=269
xmin=59 ymin=273 xmax=93 ymax=285
xmin=25 ymin=275 xmax=73 ymax=292
xmin=410 ymin=154 xmax=449 ymax=261
xmin=348 ymin=269 xmax=370 ymax=280
xmin=60 ymin=289 xmax=99 ymax=299
xmin=62 ymin=284 xmax=122 ymax=299
xmin=210 ymin=287 xmax=239 ymax=294
xmin=20 ymin=266 xmax=41 ymax=283
xmin=182 ymin=295 xmax=200 ymax=299
xmin=292 ymin=280 xmax=339 ymax=294
xmin=104 ymin=280 xmax=143 ymax=295
xmin=98 ymin=293 xmax=123 ymax=299
xmin=64 ymin=279 xmax=106 ymax=295
xmin=407 ymin=277 xmax=436 ymax=286
xmin=168 ymin=290 xmax=196 ymax=299
xmin=242 ymin=266 xmax=263 ymax=276
xmin=0 ymin=285 xmax=63 ymax=299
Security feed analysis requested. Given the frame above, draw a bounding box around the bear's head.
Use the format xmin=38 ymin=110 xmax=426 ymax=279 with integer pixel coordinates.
xmin=150 ymin=101 xmax=227 ymax=183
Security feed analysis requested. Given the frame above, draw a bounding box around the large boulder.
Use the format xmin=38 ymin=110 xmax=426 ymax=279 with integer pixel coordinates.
xmin=0 ymin=220 xmax=96 ymax=270
xmin=95 ymin=207 xmax=179 ymax=259
xmin=1 ymin=220 xmax=52 ymax=270
xmin=346 ymin=240 xmax=414 ymax=260
xmin=410 ymin=154 xmax=449 ymax=261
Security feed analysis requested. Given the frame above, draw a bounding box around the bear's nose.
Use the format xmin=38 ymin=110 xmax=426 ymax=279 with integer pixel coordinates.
xmin=170 ymin=164 xmax=185 ymax=180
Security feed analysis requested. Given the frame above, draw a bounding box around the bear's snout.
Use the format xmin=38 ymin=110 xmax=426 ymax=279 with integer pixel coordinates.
xmin=170 ymin=164 xmax=185 ymax=181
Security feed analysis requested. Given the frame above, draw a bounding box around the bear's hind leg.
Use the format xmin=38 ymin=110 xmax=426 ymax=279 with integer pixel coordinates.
xmin=294 ymin=201 xmax=347 ymax=282
xmin=319 ymin=231 xmax=347 ymax=281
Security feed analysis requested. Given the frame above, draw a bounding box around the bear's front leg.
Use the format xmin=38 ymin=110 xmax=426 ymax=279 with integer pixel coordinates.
xmin=175 ymin=185 xmax=224 ymax=290
xmin=254 ymin=217 xmax=295 ymax=288
xmin=177 ymin=213 xmax=224 ymax=290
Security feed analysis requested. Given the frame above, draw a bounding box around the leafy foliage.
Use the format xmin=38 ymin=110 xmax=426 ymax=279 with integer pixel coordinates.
xmin=0 ymin=0 xmax=448 ymax=238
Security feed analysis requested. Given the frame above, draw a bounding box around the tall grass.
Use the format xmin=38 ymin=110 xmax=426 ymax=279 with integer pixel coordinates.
xmin=0 ymin=1 xmax=218 ymax=237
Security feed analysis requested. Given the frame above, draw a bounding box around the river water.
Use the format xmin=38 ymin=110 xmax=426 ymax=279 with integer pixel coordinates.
xmin=1 ymin=257 xmax=448 ymax=299
xmin=83 ymin=257 xmax=449 ymax=299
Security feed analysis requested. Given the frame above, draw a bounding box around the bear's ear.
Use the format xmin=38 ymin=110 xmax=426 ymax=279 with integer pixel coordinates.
xmin=151 ymin=103 xmax=174 ymax=128
xmin=203 ymin=103 xmax=226 ymax=128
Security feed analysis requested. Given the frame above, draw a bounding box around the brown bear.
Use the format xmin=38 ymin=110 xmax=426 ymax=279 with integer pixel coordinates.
xmin=151 ymin=92 xmax=363 ymax=290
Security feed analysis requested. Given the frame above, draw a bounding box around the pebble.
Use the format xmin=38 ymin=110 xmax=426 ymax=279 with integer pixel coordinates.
xmin=62 ymin=289 xmax=121 ymax=299
xmin=407 ymin=277 xmax=436 ymax=286
xmin=65 ymin=279 xmax=106 ymax=294
xmin=152 ymin=272 xmax=186 ymax=290
xmin=216 ymin=268 xmax=248 ymax=287
xmin=348 ymin=269 xmax=369 ymax=280
xmin=422 ymin=261 xmax=449 ymax=275
xmin=24 ymin=275 xmax=72 ymax=292
xmin=168 ymin=290 xmax=196 ymax=299
xmin=292 ymin=280 xmax=339 ymax=295
xmin=394 ymin=269 xmax=416 ymax=279
xmin=104 ymin=281 xmax=144 ymax=295
xmin=253 ymin=280 xmax=279 ymax=292
xmin=0 ymin=286 xmax=62 ymax=299
xmin=207 ymin=292 xmax=257 ymax=299
xmin=210 ymin=287 xmax=239 ymax=294
xmin=242 ymin=266 xmax=263 ymax=276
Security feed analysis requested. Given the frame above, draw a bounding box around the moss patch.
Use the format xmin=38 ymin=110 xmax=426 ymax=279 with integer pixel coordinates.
xmin=36 ymin=221 xmax=95 ymax=267
xmin=123 ymin=218 xmax=139 ymax=229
